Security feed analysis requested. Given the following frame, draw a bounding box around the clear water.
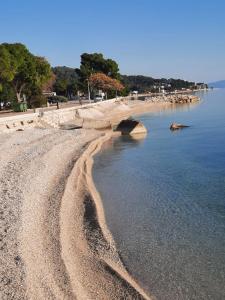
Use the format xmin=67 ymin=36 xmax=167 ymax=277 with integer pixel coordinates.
xmin=93 ymin=90 xmax=225 ymax=300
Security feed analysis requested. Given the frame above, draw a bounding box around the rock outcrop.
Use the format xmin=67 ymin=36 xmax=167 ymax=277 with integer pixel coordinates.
xmin=170 ymin=123 xmax=190 ymax=130
xmin=145 ymin=94 xmax=200 ymax=104
xmin=114 ymin=118 xmax=147 ymax=135
xmin=168 ymin=95 xmax=199 ymax=104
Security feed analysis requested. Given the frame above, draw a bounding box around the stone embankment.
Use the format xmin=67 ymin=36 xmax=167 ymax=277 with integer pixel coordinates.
xmin=145 ymin=94 xmax=199 ymax=104
xmin=0 ymin=99 xmax=119 ymax=133
xmin=0 ymin=94 xmax=199 ymax=133
xmin=0 ymin=113 xmax=39 ymax=133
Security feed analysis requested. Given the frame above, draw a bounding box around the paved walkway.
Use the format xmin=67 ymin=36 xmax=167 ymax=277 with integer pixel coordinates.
xmin=0 ymin=100 xmax=93 ymax=118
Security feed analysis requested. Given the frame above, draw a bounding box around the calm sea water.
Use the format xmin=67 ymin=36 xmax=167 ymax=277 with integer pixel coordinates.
xmin=93 ymin=90 xmax=225 ymax=300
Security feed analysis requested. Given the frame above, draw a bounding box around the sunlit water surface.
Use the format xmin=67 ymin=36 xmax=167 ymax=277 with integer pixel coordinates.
xmin=93 ymin=90 xmax=225 ymax=300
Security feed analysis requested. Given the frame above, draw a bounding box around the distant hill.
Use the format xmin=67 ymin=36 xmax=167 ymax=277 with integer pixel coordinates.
xmin=208 ymin=80 xmax=225 ymax=88
xmin=121 ymin=75 xmax=154 ymax=92
xmin=51 ymin=66 xmax=197 ymax=93
xmin=121 ymin=75 xmax=195 ymax=92
xmin=52 ymin=66 xmax=78 ymax=81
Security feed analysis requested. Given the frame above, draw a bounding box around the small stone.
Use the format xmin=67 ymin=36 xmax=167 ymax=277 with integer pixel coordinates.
xmin=14 ymin=255 xmax=21 ymax=265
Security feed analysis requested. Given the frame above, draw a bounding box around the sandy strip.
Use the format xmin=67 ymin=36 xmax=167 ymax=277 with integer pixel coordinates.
xmin=0 ymin=101 xmax=176 ymax=299
xmin=60 ymin=132 xmax=153 ymax=299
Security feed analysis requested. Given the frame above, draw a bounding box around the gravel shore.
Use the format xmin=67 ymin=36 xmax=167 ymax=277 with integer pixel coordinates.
xmin=0 ymin=100 xmax=178 ymax=299
xmin=0 ymin=128 xmax=99 ymax=299
xmin=0 ymin=127 xmax=151 ymax=300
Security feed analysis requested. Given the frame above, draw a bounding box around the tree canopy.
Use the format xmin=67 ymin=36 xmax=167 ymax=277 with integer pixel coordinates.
xmin=89 ymin=73 xmax=124 ymax=93
xmin=0 ymin=44 xmax=205 ymax=107
xmin=52 ymin=66 xmax=79 ymax=98
xmin=122 ymin=75 xmax=195 ymax=93
xmin=76 ymin=53 xmax=120 ymax=90
xmin=79 ymin=53 xmax=120 ymax=78
xmin=0 ymin=43 xmax=52 ymax=103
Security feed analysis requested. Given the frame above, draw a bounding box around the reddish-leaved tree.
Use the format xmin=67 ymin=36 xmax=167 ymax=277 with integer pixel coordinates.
xmin=89 ymin=73 xmax=124 ymax=94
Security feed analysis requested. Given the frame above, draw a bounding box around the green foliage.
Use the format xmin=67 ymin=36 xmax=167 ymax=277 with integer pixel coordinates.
xmin=119 ymin=85 xmax=130 ymax=97
xmin=122 ymin=75 xmax=155 ymax=92
xmin=52 ymin=66 xmax=78 ymax=98
xmin=52 ymin=66 xmax=78 ymax=82
xmin=29 ymin=94 xmax=47 ymax=108
xmin=0 ymin=43 xmax=202 ymax=106
xmin=47 ymin=95 xmax=68 ymax=103
xmin=76 ymin=53 xmax=120 ymax=92
xmin=121 ymin=75 xmax=195 ymax=93
xmin=34 ymin=56 xmax=52 ymax=88
xmin=0 ymin=45 xmax=15 ymax=82
xmin=0 ymin=82 xmax=16 ymax=103
xmin=168 ymin=78 xmax=195 ymax=90
xmin=0 ymin=43 xmax=52 ymax=103
xmin=53 ymin=79 xmax=68 ymax=95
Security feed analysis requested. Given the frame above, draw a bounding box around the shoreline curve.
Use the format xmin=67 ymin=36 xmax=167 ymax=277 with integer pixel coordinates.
xmin=60 ymin=131 xmax=153 ymax=300
xmin=0 ymin=99 xmax=200 ymax=299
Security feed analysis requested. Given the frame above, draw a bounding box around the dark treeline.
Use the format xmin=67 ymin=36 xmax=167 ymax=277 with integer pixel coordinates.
xmin=52 ymin=68 xmax=197 ymax=98
xmin=121 ymin=75 xmax=195 ymax=93
xmin=0 ymin=42 xmax=205 ymax=110
xmin=52 ymin=52 xmax=123 ymax=99
xmin=52 ymin=66 xmax=79 ymax=99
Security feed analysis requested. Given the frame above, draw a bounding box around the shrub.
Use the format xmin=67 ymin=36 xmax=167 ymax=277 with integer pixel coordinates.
xmin=29 ymin=95 xmax=47 ymax=108
xmin=47 ymin=95 xmax=68 ymax=103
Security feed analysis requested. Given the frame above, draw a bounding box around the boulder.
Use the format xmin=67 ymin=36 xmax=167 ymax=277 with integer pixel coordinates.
xmin=170 ymin=123 xmax=190 ymax=130
xmin=114 ymin=118 xmax=147 ymax=135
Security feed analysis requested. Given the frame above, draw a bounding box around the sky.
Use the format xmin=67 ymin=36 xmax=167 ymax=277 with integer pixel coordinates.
xmin=0 ymin=0 xmax=225 ymax=83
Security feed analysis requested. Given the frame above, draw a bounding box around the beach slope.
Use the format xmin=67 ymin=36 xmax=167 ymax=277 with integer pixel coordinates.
xmin=0 ymin=127 xmax=152 ymax=299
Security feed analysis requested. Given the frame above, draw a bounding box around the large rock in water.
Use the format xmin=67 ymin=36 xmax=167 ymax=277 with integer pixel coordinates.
xmin=114 ymin=119 xmax=147 ymax=135
xmin=170 ymin=123 xmax=190 ymax=130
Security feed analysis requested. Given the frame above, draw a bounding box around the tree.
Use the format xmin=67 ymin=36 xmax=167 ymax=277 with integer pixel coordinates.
xmin=0 ymin=45 xmax=14 ymax=93
xmin=111 ymin=78 xmax=124 ymax=92
xmin=76 ymin=53 xmax=120 ymax=92
xmin=89 ymin=73 xmax=124 ymax=97
xmin=52 ymin=66 xmax=78 ymax=98
xmin=67 ymin=81 xmax=78 ymax=98
xmin=0 ymin=43 xmax=52 ymax=103
xmin=53 ymin=79 xmax=68 ymax=96
xmin=0 ymin=83 xmax=16 ymax=104
xmin=42 ymin=73 xmax=56 ymax=92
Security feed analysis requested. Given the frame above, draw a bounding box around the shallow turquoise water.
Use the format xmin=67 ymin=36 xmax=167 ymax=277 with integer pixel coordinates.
xmin=93 ymin=90 xmax=225 ymax=300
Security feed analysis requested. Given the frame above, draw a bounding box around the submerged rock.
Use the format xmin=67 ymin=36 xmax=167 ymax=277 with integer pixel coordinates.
xmin=114 ymin=118 xmax=147 ymax=135
xmin=170 ymin=123 xmax=190 ymax=130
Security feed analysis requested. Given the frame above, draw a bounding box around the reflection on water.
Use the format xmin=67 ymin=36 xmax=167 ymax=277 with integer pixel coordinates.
xmin=130 ymin=132 xmax=147 ymax=142
xmin=101 ymin=133 xmax=147 ymax=159
xmin=93 ymin=90 xmax=225 ymax=300
xmin=141 ymin=99 xmax=201 ymax=117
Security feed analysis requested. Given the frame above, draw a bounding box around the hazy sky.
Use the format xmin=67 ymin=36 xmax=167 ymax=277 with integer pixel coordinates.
xmin=1 ymin=0 xmax=225 ymax=82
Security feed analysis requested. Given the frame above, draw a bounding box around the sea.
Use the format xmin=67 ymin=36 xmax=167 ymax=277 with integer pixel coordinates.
xmin=93 ymin=89 xmax=225 ymax=300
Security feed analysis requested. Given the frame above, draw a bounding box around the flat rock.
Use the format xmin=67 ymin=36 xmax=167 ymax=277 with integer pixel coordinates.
xmin=170 ymin=123 xmax=190 ymax=130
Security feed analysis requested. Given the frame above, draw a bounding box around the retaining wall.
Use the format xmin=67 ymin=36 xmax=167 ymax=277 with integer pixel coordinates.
xmin=0 ymin=97 xmax=122 ymax=133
